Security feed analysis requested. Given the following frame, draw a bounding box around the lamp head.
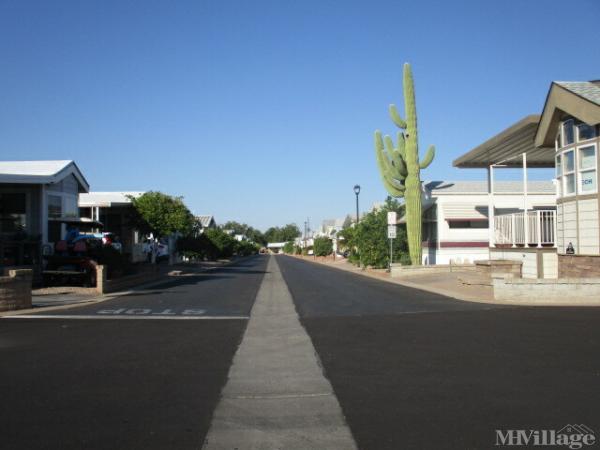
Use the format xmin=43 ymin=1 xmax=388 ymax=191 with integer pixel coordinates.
xmin=353 ymin=184 xmax=361 ymax=195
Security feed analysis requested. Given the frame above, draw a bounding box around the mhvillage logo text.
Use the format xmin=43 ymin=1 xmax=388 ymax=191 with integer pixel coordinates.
xmin=495 ymin=425 xmax=596 ymax=449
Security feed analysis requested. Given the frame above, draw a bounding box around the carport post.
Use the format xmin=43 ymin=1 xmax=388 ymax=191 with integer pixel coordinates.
xmin=523 ymin=152 xmax=529 ymax=247
xmin=488 ymin=165 xmax=495 ymax=248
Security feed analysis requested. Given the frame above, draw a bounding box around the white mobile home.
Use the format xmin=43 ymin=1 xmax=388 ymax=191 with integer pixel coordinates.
xmin=420 ymin=181 xmax=556 ymax=266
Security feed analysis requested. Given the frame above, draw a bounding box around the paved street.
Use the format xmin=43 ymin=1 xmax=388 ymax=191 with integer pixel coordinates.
xmin=278 ymin=256 xmax=600 ymax=449
xmin=2 ymin=254 xmax=600 ymax=449
xmin=0 ymin=256 xmax=267 ymax=450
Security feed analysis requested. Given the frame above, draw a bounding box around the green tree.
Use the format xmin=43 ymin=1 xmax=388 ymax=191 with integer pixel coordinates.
xmin=264 ymin=224 xmax=301 ymax=243
xmin=220 ymin=221 xmax=266 ymax=246
xmin=313 ymin=237 xmax=333 ymax=256
xmin=130 ymin=192 xmax=194 ymax=237
xmin=205 ymin=228 xmax=237 ymax=258
xmin=235 ymin=239 xmax=260 ymax=256
xmin=177 ymin=234 xmax=219 ymax=260
xmin=343 ymin=197 xmax=409 ymax=268
xmin=129 ymin=191 xmax=194 ymax=263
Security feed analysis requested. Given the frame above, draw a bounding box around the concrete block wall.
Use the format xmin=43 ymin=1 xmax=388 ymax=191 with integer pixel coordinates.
xmin=494 ymin=277 xmax=600 ymax=304
xmin=0 ymin=269 xmax=33 ymax=311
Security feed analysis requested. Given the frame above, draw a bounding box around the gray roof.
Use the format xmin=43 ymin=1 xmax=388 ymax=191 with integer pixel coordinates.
xmin=0 ymin=160 xmax=89 ymax=191
xmin=556 ymin=81 xmax=600 ymax=106
xmin=425 ymin=180 xmax=555 ymax=194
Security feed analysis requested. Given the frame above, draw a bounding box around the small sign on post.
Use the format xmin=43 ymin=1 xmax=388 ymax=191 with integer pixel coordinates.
xmin=387 ymin=211 xmax=397 ymax=225
xmin=387 ymin=225 xmax=397 ymax=239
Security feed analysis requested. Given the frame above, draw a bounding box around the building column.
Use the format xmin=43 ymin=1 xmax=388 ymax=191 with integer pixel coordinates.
xmin=488 ymin=165 xmax=495 ymax=251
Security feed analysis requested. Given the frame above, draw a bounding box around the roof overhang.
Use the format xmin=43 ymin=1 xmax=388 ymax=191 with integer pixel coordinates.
xmin=453 ymin=115 xmax=554 ymax=168
xmin=535 ymin=82 xmax=600 ymax=147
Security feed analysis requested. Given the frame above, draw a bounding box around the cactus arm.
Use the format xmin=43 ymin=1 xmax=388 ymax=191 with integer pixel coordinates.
xmin=397 ymin=131 xmax=406 ymax=160
xmin=382 ymin=172 xmax=406 ymax=196
xmin=375 ymin=132 xmax=394 ymax=175
xmin=419 ymin=145 xmax=435 ymax=169
xmin=389 ymin=104 xmax=407 ymax=129
xmin=383 ymin=134 xmax=407 ymax=176
xmin=384 ymin=135 xmax=395 ymax=154
xmin=375 ymin=131 xmax=406 ymax=197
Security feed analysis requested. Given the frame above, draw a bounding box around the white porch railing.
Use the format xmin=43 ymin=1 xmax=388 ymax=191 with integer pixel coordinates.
xmin=494 ymin=210 xmax=556 ymax=247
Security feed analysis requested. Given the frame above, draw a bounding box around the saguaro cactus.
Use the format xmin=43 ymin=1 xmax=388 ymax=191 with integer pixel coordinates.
xmin=374 ymin=63 xmax=435 ymax=265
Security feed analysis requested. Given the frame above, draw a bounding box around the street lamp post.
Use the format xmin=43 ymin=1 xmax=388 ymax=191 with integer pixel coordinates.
xmin=354 ymin=184 xmax=361 ymax=223
xmin=354 ymin=184 xmax=361 ymax=268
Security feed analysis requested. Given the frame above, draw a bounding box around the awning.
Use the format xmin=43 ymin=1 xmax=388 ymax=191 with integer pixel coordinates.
xmin=453 ymin=115 xmax=555 ymax=168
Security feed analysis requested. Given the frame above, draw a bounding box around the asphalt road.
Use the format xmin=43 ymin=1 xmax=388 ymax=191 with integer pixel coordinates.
xmin=4 ymin=254 xmax=600 ymax=450
xmin=278 ymin=256 xmax=600 ymax=450
xmin=0 ymin=255 xmax=268 ymax=450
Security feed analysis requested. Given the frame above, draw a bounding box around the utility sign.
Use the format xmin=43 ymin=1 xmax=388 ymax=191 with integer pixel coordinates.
xmin=387 ymin=225 xmax=397 ymax=239
xmin=387 ymin=211 xmax=397 ymax=225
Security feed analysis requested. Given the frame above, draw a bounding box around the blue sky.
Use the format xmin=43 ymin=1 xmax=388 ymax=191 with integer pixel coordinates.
xmin=1 ymin=1 xmax=599 ymax=231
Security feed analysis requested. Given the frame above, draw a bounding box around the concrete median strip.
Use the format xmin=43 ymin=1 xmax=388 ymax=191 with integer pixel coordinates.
xmin=202 ymin=256 xmax=357 ymax=450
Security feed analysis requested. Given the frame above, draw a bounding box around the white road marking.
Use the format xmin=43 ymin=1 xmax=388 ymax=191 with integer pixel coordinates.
xmin=1 ymin=315 xmax=249 ymax=320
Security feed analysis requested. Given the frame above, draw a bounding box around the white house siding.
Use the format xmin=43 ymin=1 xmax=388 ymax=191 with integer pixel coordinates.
xmin=578 ymin=198 xmax=599 ymax=255
xmin=542 ymin=252 xmax=558 ymax=278
xmin=560 ymin=201 xmax=578 ymax=253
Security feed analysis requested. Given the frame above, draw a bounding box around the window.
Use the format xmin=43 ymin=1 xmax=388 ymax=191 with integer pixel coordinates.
xmin=48 ymin=195 xmax=62 ymax=218
xmin=562 ymin=120 xmax=575 ymax=146
xmin=448 ymin=220 xmax=489 ymax=229
xmin=563 ymin=150 xmax=576 ymax=195
xmin=578 ymin=123 xmax=597 ymax=142
xmin=579 ymin=145 xmax=597 ymax=193
xmin=0 ymin=193 xmax=27 ymax=233
xmin=555 ymin=154 xmax=562 ymax=196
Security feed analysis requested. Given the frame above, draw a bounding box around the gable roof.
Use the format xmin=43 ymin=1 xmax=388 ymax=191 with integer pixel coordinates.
xmin=535 ymin=81 xmax=600 ymax=147
xmin=0 ymin=160 xmax=89 ymax=192
xmin=79 ymin=191 xmax=145 ymax=207
xmin=196 ymin=215 xmax=215 ymax=228
xmin=425 ymin=180 xmax=555 ymax=195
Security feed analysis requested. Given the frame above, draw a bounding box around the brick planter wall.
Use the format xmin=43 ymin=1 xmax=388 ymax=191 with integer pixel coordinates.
xmin=558 ymin=255 xmax=600 ymax=278
xmin=96 ymin=265 xmax=160 ymax=294
xmin=0 ymin=269 xmax=33 ymax=311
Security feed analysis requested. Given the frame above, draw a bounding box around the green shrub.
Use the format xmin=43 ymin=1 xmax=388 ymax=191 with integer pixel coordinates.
xmin=235 ymin=240 xmax=260 ymax=256
xmin=313 ymin=237 xmax=333 ymax=256
xmin=282 ymin=241 xmax=295 ymax=254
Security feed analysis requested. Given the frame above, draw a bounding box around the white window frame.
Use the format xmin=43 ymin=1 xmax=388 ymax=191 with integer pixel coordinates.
xmin=577 ymin=123 xmax=597 ymax=143
xmin=578 ymin=143 xmax=597 ymax=195
xmin=562 ymin=149 xmax=576 ymax=197
xmin=555 ymin=154 xmax=562 ymax=197
xmin=562 ymin=119 xmax=575 ymax=147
